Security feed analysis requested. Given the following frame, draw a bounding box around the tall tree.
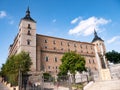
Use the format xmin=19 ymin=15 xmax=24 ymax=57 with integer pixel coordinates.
xmin=105 ymin=50 xmax=120 ymax=64
xmin=59 ymin=51 xmax=86 ymax=75
xmin=0 ymin=51 xmax=32 ymax=86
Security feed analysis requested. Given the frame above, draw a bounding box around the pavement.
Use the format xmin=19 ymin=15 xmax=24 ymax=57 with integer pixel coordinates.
xmin=0 ymin=82 xmax=10 ymax=90
xmin=84 ymin=79 xmax=120 ymax=90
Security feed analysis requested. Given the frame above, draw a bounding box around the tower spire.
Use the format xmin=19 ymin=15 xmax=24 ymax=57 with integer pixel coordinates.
xmin=94 ymin=29 xmax=98 ymax=37
xmin=22 ymin=7 xmax=36 ymax=23
xmin=26 ymin=6 xmax=30 ymax=17
xmin=92 ymin=29 xmax=103 ymax=42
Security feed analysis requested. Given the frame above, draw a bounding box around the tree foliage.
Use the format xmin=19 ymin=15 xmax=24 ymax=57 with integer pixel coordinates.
xmin=59 ymin=51 xmax=86 ymax=75
xmin=105 ymin=50 xmax=120 ymax=64
xmin=0 ymin=51 xmax=32 ymax=86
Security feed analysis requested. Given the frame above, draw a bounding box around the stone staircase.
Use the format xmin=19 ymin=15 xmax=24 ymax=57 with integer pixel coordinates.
xmin=84 ymin=79 xmax=120 ymax=90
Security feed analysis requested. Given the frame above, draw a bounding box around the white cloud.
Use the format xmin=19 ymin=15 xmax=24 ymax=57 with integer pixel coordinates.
xmin=107 ymin=36 xmax=120 ymax=44
xmin=52 ymin=19 xmax=56 ymax=23
xmin=71 ymin=16 xmax=82 ymax=24
xmin=69 ymin=16 xmax=111 ymax=36
xmin=0 ymin=11 xmax=7 ymax=18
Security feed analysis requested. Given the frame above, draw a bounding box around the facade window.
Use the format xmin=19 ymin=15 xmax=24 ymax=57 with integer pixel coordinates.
xmin=45 ymin=46 xmax=47 ymax=49
xmin=68 ymin=49 xmax=70 ymax=52
xmin=44 ymin=40 xmax=47 ymax=43
xmin=27 ymin=30 xmax=31 ymax=35
xmin=93 ymin=59 xmax=95 ymax=64
xmin=91 ymin=46 xmax=93 ymax=50
xmin=19 ymin=28 xmax=21 ymax=31
xmin=27 ymin=40 xmax=31 ymax=45
xmin=56 ymin=66 xmax=58 ymax=69
xmin=74 ymin=44 xmax=76 ymax=47
xmin=61 ymin=42 xmax=63 ymax=45
xmin=54 ymin=47 xmax=56 ymax=50
xmin=28 ymin=24 xmax=31 ymax=29
xmin=81 ymin=50 xmax=83 ymax=53
xmin=68 ymin=43 xmax=70 ymax=46
xmin=95 ymin=67 xmax=97 ymax=70
xmin=55 ymin=57 xmax=57 ymax=62
xmin=48 ymin=66 xmax=50 ymax=69
xmin=86 ymin=45 xmax=87 ymax=49
xmin=61 ymin=48 xmax=63 ymax=50
xmin=53 ymin=40 xmax=56 ymax=44
xmin=80 ymin=45 xmax=82 ymax=48
xmin=89 ymin=59 xmax=91 ymax=64
xmin=45 ymin=56 xmax=49 ymax=62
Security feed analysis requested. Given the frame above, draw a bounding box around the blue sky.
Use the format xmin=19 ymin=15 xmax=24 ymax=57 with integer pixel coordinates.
xmin=0 ymin=0 xmax=120 ymax=67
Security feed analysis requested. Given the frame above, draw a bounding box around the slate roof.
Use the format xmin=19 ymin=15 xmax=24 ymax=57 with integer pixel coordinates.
xmin=22 ymin=7 xmax=36 ymax=23
xmin=92 ymin=30 xmax=104 ymax=42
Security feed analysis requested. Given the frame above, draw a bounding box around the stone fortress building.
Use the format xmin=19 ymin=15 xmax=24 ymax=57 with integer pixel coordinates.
xmin=9 ymin=7 xmax=108 ymax=77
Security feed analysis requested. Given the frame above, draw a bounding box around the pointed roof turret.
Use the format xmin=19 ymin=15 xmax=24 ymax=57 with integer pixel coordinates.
xmin=92 ymin=29 xmax=104 ymax=42
xmin=26 ymin=7 xmax=30 ymax=17
xmin=22 ymin=7 xmax=36 ymax=22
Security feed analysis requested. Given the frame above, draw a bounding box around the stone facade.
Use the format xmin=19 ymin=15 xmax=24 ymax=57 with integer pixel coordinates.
xmin=8 ymin=8 xmax=108 ymax=75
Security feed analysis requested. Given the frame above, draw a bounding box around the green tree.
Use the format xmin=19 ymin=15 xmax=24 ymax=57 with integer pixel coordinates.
xmin=43 ymin=73 xmax=53 ymax=82
xmin=105 ymin=50 xmax=120 ymax=64
xmin=59 ymin=51 xmax=86 ymax=75
xmin=0 ymin=51 xmax=32 ymax=86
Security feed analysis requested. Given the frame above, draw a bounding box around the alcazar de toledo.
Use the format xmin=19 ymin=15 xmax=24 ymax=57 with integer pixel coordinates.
xmin=9 ymin=7 xmax=111 ymax=80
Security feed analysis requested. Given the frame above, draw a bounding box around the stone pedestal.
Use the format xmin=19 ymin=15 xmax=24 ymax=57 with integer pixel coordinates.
xmin=100 ymin=69 xmax=111 ymax=80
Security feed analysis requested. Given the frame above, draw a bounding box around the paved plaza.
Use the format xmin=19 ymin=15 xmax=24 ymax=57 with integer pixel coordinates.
xmin=85 ymin=79 xmax=120 ymax=90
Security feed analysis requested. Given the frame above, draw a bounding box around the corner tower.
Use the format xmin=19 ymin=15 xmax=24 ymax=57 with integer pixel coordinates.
xmin=92 ymin=30 xmax=107 ymax=70
xmin=18 ymin=7 xmax=36 ymax=71
xmin=92 ymin=30 xmax=111 ymax=80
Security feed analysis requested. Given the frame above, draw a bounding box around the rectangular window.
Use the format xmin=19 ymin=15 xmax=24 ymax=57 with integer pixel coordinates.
xmin=55 ymin=57 xmax=57 ymax=62
xmin=45 ymin=46 xmax=47 ymax=49
xmin=81 ymin=50 xmax=83 ymax=53
xmin=68 ymin=43 xmax=70 ymax=46
xmin=61 ymin=48 xmax=63 ymax=50
xmin=93 ymin=59 xmax=95 ymax=64
xmin=45 ymin=56 xmax=48 ymax=62
xmin=80 ymin=45 xmax=82 ymax=48
xmin=53 ymin=40 xmax=56 ymax=44
xmin=74 ymin=44 xmax=76 ymax=47
xmin=91 ymin=46 xmax=93 ymax=50
xmin=56 ymin=66 xmax=58 ymax=69
xmin=27 ymin=40 xmax=30 ymax=45
xmin=28 ymin=24 xmax=31 ymax=29
xmin=61 ymin=42 xmax=63 ymax=45
xmin=44 ymin=40 xmax=47 ymax=43
xmin=54 ymin=47 xmax=56 ymax=50
xmin=89 ymin=59 xmax=91 ymax=64
xmin=27 ymin=30 xmax=31 ymax=35
xmin=48 ymin=66 xmax=50 ymax=69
